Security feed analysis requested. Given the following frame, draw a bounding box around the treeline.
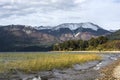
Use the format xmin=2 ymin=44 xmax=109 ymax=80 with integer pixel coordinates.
xmin=0 ymin=45 xmax=52 ymax=52
xmin=53 ymin=36 xmax=108 ymax=51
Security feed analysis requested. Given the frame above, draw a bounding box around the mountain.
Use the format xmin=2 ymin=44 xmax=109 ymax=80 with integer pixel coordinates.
xmin=0 ymin=25 xmax=58 ymax=51
xmin=0 ymin=22 xmax=111 ymax=51
xmin=38 ymin=22 xmax=111 ymax=41
xmin=53 ymin=22 xmax=100 ymax=31
xmin=107 ymin=29 xmax=120 ymax=40
xmin=109 ymin=30 xmax=117 ymax=32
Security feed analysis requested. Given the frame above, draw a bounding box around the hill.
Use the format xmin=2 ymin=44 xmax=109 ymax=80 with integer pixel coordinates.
xmin=108 ymin=29 xmax=120 ymax=40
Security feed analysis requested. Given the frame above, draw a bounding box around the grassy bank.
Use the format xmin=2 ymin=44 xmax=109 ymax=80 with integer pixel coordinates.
xmin=0 ymin=53 xmax=100 ymax=73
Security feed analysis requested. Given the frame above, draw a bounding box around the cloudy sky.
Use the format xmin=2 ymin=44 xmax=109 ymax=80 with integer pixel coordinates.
xmin=0 ymin=0 xmax=120 ymax=30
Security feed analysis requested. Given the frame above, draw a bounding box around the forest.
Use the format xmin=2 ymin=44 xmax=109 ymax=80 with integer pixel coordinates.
xmin=53 ymin=36 xmax=120 ymax=51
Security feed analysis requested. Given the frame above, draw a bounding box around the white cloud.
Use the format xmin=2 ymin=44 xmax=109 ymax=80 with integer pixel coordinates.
xmin=0 ymin=0 xmax=120 ymax=30
xmin=74 ymin=0 xmax=87 ymax=4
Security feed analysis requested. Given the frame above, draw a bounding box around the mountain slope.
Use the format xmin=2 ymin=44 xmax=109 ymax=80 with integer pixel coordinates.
xmin=0 ymin=25 xmax=58 ymax=51
xmin=1 ymin=25 xmax=58 ymax=44
xmin=38 ymin=22 xmax=110 ymax=41
xmin=108 ymin=29 xmax=120 ymax=40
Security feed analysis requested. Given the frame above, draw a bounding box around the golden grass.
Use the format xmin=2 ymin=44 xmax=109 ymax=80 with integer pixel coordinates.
xmin=0 ymin=53 xmax=100 ymax=73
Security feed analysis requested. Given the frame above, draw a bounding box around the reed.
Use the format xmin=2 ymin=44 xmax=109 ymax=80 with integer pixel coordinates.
xmin=0 ymin=53 xmax=100 ymax=73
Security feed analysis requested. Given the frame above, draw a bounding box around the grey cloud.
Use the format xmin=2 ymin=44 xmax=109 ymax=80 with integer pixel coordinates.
xmin=0 ymin=2 xmax=37 ymax=18
xmin=0 ymin=0 xmax=120 ymax=30
xmin=0 ymin=0 xmax=78 ymax=19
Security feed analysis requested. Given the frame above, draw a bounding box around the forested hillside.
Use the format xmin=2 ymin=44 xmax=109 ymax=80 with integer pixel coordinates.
xmin=53 ymin=36 xmax=108 ymax=51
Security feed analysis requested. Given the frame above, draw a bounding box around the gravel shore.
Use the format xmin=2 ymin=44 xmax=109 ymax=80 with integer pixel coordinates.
xmin=113 ymin=61 xmax=120 ymax=79
xmin=99 ymin=58 xmax=120 ymax=80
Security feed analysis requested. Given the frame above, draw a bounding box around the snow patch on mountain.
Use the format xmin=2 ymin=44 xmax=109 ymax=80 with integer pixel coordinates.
xmin=54 ymin=22 xmax=101 ymax=31
xmin=82 ymin=23 xmax=99 ymax=31
xmin=35 ymin=26 xmax=52 ymax=30
xmin=75 ymin=32 xmax=81 ymax=37
xmin=54 ymin=23 xmax=81 ymax=30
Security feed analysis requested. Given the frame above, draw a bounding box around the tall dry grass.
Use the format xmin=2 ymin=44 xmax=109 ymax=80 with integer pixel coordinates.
xmin=0 ymin=53 xmax=100 ymax=73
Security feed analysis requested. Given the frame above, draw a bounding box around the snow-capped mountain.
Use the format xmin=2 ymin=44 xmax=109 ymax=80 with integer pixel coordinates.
xmin=37 ymin=22 xmax=111 ymax=41
xmin=0 ymin=22 xmax=111 ymax=48
xmin=0 ymin=23 xmax=114 ymax=51
xmin=35 ymin=22 xmax=102 ymax=31
xmin=53 ymin=22 xmax=101 ymax=31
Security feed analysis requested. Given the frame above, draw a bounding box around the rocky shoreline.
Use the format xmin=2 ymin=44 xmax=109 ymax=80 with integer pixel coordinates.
xmin=99 ymin=58 xmax=120 ymax=80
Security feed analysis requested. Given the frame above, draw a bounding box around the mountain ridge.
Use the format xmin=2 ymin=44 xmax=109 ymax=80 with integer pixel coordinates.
xmin=35 ymin=22 xmax=102 ymax=31
xmin=0 ymin=22 xmax=111 ymax=41
xmin=0 ymin=22 xmax=111 ymax=51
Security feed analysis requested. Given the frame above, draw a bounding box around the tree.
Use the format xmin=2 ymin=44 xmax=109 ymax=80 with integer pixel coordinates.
xmin=88 ymin=38 xmax=99 ymax=47
xmin=97 ymin=36 xmax=108 ymax=44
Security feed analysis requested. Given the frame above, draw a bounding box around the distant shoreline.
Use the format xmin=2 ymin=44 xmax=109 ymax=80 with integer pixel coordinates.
xmin=0 ymin=51 xmax=120 ymax=53
xmin=52 ymin=51 xmax=120 ymax=53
